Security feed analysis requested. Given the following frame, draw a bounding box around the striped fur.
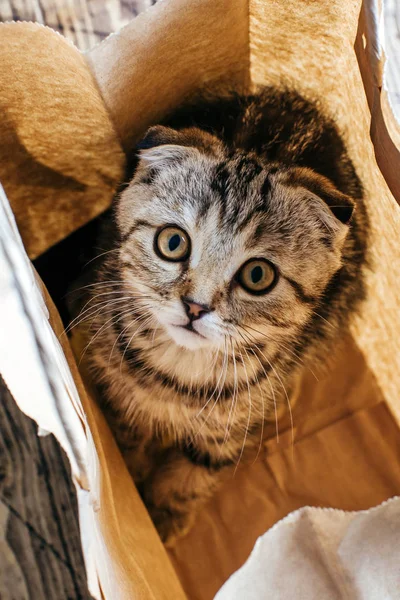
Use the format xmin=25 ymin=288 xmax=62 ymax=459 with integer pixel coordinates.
xmin=82 ymin=88 xmax=368 ymax=545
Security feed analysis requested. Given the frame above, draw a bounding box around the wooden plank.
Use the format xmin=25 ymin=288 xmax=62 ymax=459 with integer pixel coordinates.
xmin=0 ymin=375 xmax=93 ymax=600
xmin=0 ymin=0 xmax=158 ymax=51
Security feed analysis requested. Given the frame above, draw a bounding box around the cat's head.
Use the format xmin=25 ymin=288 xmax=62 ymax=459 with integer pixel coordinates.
xmin=115 ymin=125 xmax=354 ymax=352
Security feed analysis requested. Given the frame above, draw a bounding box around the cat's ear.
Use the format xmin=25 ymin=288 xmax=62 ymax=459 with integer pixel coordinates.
xmin=138 ymin=126 xmax=186 ymax=150
xmin=284 ymin=167 xmax=355 ymax=225
xmin=137 ymin=125 xmax=222 ymax=167
xmin=310 ymin=180 xmax=354 ymax=225
xmin=138 ymin=140 xmax=192 ymax=171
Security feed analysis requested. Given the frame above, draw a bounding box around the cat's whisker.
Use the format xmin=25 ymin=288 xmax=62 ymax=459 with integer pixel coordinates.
xmin=65 ymin=280 xmax=136 ymax=299
xmin=65 ymin=279 xmax=126 ymax=295
xmin=63 ymin=295 xmax=114 ymax=333
xmin=83 ymin=302 xmax=156 ymax=369
xmin=66 ymin=288 xmax=149 ymax=326
xmin=91 ymin=301 xmax=156 ymax=340
xmin=71 ymin=297 xmax=151 ymax=337
xmin=310 ymin=310 xmax=335 ymax=331
xmin=119 ymin=313 xmax=155 ymax=373
xmin=190 ymin=348 xmax=215 ymax=408
xmin=78 ymin=307 xmax=137 ymax=365
xmin=193 ymin=341 xmax=229 ymax=445
xmin=150 ymin=324 xmax=159 ymax=347
xmin=254 ymin=342 xmax=294 ymax=458
xmin=93 ymin=309 xmax=143 ymax=351
xmin=234 ymin=346 xmax=252 ymax=474
xmin=62 ymin=296 xmax=137 ymax=336
xmin=78 ymin=313 xmax=133 ymax=366
xmin=78 ymin=290 xmax=154 ymax=302
xmin=66 ymin=282 xmax=157 ymax=312
xmin=240 ymin=326 xmax=295 ymax=454
xmin=202 ymin=345 xmax=221 ymax=380
xmin=67 ymin=290 xmax=153 ymax=331
xmin=239 ymin=340 xmax=266 ymax=464
xmin=83 ymin=248 xmax=121 ymax=269
xmin=241 ymin=323 xmax=319 ymax=382
xmin=223 ymin=337 xmax=238 ymax=445
xmin=209 ymin=337 xmax=231 ymax=451
xmin=117 ymin=320 xmax=155 ymax=375
xmin=192 ymin=346 xmax=222 ymax=406
xmin=238 ymin=327 xmax=279 ymax=444
xmin=194 ymin=364 xmax=222 ymax=422
xmin=240 ymin=323 xmax=287 ymax=354
xmin=194 ymin=341 xmax=228 ymax=432
xmin=274 ymin=338 xmax=319 ymax=382
xmin=107 ymin=309 xmax=153 ymax=366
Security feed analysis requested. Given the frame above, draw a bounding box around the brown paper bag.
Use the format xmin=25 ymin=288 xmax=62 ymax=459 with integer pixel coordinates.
xmin=0 ymin=1 xmax=399 ymax=598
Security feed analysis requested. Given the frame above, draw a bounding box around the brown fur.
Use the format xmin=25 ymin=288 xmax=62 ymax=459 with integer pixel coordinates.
xmin=77 ymin=88 xmax=368 ymax=545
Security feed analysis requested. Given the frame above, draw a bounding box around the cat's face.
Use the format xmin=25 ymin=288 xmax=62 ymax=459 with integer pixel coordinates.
xmin=116 ymin=126 xmax=353 ymax=352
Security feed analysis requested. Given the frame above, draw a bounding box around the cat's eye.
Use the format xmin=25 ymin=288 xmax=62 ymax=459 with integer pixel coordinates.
xmin=237 ymin=259 xmax=277 ymax=294
xmin=155 ymin=226 xmax=191 ymax=261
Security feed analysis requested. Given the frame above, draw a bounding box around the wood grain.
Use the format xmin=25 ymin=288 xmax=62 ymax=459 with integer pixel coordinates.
xmin=0 ymin=0 xmax=157 ymax=51
xmin=0 ymin=375 xmax=93 ymax=600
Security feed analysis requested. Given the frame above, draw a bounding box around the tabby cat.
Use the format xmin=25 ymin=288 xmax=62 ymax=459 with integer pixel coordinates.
xmin=82 ymin=88 xmax=368 ymax=545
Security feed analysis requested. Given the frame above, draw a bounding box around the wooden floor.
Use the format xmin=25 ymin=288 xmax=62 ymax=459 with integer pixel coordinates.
xmin=0 ymin=376 xmax=93 ymax=600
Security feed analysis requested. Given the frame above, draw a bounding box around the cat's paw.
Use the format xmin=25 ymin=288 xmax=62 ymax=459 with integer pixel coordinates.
xmin=148 ymin=503 xmax=194 ymax=548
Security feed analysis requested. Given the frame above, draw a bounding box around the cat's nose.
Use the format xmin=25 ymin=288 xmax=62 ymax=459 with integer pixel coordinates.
xmin=181 ymin=296 xmax=211 ymax=321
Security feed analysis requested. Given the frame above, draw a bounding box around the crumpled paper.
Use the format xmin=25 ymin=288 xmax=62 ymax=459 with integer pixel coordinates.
xmin=216 ymin=497 xmax=400 ymax=600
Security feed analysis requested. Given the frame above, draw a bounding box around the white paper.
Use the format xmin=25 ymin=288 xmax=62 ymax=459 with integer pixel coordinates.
xmin=215 ymin=497 xmax=400 ymax=600
xmin=0 ymin=183 xmax=101 ymax=599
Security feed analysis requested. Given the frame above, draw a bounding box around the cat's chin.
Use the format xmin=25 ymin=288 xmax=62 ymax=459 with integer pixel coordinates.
xmin=164 ymin=324 xmax=212 ymax=351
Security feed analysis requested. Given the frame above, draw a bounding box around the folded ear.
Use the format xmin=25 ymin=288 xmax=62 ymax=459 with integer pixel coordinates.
xmin=134 ymin=125 xmax=222 ymax=179
xmin=138 ymin=125 xmax=185 ymax=150
xmin=138 ymin=125 xmax=222 ymax=155
xmin=284 ymin=167 xmax=355 ymax=224
xmin=138 ymin=140 xmax=193 ymax=170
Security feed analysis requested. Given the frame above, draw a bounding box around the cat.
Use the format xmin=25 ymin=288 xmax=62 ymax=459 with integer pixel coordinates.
xmin=81 ymin=87 xmax=368 ymax=546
